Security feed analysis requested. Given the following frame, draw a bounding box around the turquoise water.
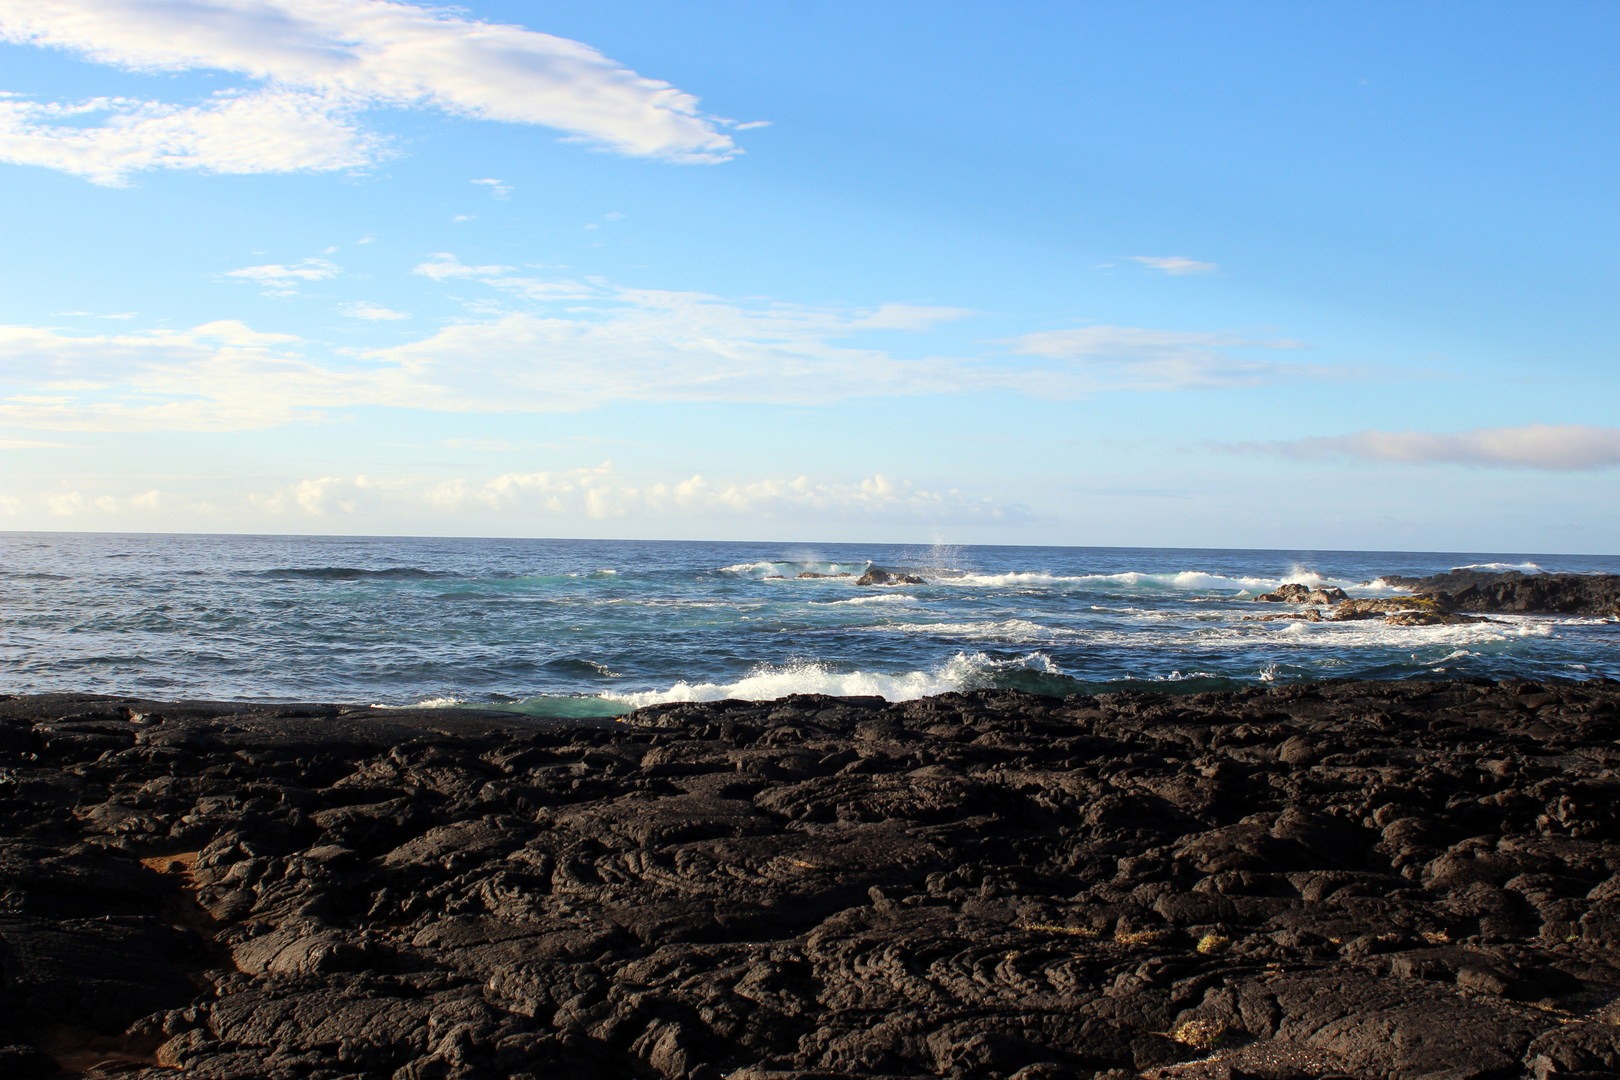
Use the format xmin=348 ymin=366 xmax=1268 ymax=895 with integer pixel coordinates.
xmin=2 ymin=532 xmax=1616 ymax=716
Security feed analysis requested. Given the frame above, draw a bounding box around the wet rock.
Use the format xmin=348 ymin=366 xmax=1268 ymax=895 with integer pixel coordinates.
xmin=1254 ymin=583 xmax=1349 ymax=605
xmin=854 ymin=565 xmax=926 ymax=586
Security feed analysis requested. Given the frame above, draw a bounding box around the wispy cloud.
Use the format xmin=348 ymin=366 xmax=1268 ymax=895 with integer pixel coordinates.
xmin=471 ymin=177 xmax=512 ymax=199
xmin=0 ymin=279 xmax=1329 ymax=432
xmin=1233 ymin=425 xmax=1620 ymax=471
xmin=1008 ymin=324 xmax=1307 ymax=390
xmin=1130 ymin=255 xmax=1217 ymax=276
xmin=225 ymin=257 xmax=342 ymax=296
xmin=338 ymin=301 xmax=409 ymax=321
xmin=0 ymin=0 xmax=750 ymax=184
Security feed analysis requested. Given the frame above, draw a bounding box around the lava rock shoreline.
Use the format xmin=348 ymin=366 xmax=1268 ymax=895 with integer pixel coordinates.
xmin=4 ymin=681 xmax=1620 ymax=1079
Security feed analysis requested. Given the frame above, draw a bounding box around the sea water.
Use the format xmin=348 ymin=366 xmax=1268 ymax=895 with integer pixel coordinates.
xmin=2 ymin=532 xmax=1616 ymax=717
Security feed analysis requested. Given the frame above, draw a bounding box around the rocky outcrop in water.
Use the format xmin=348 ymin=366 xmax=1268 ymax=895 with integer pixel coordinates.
xmin=855 ymin=565 xmax=926 ymax=586
xmin=1381 ymin=570 xmax=1620 ymax=618
xmin=5 ymin=681 xmax=1620 ymax=1078
xmin=1249 ymin=592 xmax=1483 ymax=626
xmin=1254 ymin=584 xmax=1349 ymax=605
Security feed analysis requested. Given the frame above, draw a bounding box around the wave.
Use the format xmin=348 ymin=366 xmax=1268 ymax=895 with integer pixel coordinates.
xmin=1452 ymin=562 xmax=1544 ymax=574
xmin=1270 ymin=615 xmax=1555 ymax=648
xmin=603 ymin=651 xmax=1076 ymax=709
xmin=885 ymin=618 xmax=1078 ymax=644
xmin=258 ymin=566 xmax=450 ymax=581
xmin=542 ymin=657 xmax=623 ymax=678
xmin=597 ymin=652 xmax=1279 ymax=711
xmin=928 ymin=568 xmax=1390 ymax=596
xmin=718 ymin=559 xmax=872 ymax=580
xmin=814 ymin=594 xmax=924 ymax=608
xmin=376 ymin=695 xmax=466 ymax=709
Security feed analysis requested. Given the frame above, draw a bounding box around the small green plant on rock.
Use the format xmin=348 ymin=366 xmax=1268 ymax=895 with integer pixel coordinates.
xmin=1195 ymin=933 xmax=1230 ymax=954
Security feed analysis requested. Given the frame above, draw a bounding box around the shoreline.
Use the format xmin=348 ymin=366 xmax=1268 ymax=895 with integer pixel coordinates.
xmin=4 ymin=678 xmax=1620 ymax=1078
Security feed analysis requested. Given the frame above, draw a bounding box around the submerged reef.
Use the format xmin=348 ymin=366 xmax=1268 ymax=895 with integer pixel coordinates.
xmin=4 ymin=680 xmax=1620 ymax=1078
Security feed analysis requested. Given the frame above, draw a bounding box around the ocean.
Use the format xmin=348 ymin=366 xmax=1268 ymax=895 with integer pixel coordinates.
xmin=2 ymin=532 xmax=1616 ymax=717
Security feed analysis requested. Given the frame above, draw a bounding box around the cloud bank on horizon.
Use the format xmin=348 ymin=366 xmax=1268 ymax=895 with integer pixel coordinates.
xmin=0 ymin=1 xmax=1614 ymax=550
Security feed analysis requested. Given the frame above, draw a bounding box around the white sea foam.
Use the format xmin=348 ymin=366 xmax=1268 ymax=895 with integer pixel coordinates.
xmin=886 ymin=618 xmax=1077 ymax=644
xmin=1267 ymin=615 xmax=1555 ymax=649
xmin=718 ymin=560 xmax=776 ymax=576
xmin=816 ymin=594 xmax=924 ymax=608
xmin=1453 ymin=562 xmax=1543 ymax=573
xmin=932 ymin=567 xmax=1389 ymax=596
xmin=605 ymin=660 xmax=956 ymax=707
xmin=1155 ymin=670 xmax=1222 ymax=682
xmin=603 ymin=651 xmax=1052 ymax=708
xmin=372 ymin=695 xmax=464 ymax=709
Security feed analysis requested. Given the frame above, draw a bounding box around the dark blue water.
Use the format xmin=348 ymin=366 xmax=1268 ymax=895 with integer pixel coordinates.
xmin=2 ymin=532 xmax=1616 ymax=716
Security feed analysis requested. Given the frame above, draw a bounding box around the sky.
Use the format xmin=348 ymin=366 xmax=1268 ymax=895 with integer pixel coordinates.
xmin=0 ymin=0 xmax=1616 ymax=552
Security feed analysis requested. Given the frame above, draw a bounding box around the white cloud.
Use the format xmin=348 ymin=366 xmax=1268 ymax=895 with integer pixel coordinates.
xmin=1238 ymin=425 xmax=1620 ymax=471
xmin=338 ymin=301 xmax=409 ymax=321
xmin=1130 ymin=255 xmax=1218 ymax=276
xmin=225 ymin=256 xmax=342 ymax=296
xmin=0 ymin=88 xmax=388 ymax=185
xmin=1008 ymin=324 xmax=1308 ymax=390
xmin=471 ymin=177 xmax=511 ymax=199
xmin=0 ymin=0 xmax=747 ymax=184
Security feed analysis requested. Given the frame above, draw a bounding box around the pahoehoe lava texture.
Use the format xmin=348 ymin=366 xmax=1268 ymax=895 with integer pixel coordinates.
xmin=4 ymin=681 xmax=1620 ymax=1079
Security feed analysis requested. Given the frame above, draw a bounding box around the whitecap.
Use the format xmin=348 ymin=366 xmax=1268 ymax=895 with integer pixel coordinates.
xmin=718 ymin=560 xmax=773 ymax=575
xmin=885 ymin=618 xmax=1077 ymax=644
xmin=373 ymin=695 xmax=464 ymax=709
xmin=604 ymin=659 xmax=959 ymax=707
xmin=602 ymin=651 xmax=1056 ymax=708
xmin=1453 ymin=562 xmax=1543 ymax=573
xmin=816 ymin=594 xmax=924 ymax=607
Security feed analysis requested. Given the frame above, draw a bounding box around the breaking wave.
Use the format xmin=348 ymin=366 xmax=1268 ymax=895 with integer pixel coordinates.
xmin=603 ymin=652 xmax=1079 ymax=709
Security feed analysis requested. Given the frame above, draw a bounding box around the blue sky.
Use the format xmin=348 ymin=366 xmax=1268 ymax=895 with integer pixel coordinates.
xmin=1 ymin=0 xmax=1616 ymax=551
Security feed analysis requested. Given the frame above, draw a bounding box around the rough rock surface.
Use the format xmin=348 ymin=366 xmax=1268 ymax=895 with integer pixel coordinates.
xmin=5 ymin=681 xmax=1620 ymax=1078
xmin=1382 ymin=571 xmax=1620 ymax=618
